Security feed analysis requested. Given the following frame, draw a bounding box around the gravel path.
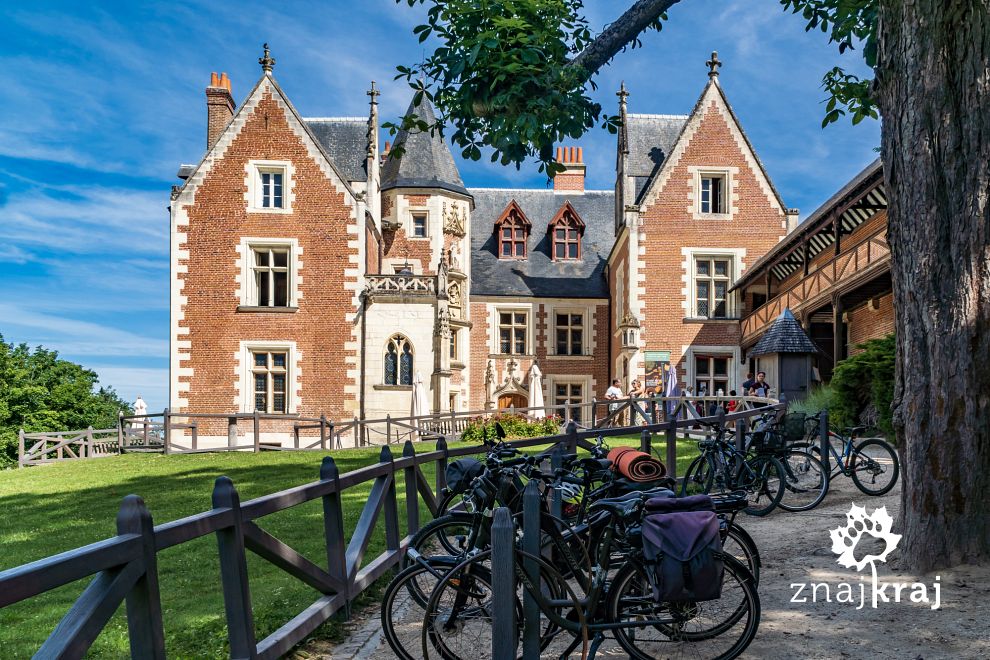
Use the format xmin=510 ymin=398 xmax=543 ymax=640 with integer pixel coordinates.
xmin=319 ymin=473 xmax=990 ymax=659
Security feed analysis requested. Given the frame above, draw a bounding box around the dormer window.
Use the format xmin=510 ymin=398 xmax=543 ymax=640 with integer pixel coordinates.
xmin=548 ymin=201 xmax=585 ymax=261
xmin=495 ymin=200 xmax=531 ymax=259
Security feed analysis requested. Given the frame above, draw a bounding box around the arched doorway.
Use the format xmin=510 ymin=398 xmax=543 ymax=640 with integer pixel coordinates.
xmin=498 ymin=393 xmax=527 ymax=410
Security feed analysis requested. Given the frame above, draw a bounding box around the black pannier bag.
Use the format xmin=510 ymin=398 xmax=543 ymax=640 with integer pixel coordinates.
xmin=641 ymin=495 xmax=725 ymax=602
xmin=445 ymin=458 xmax=484 ymax=495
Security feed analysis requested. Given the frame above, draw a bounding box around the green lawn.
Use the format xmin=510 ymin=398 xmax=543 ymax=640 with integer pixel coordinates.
xmin=0 ymin=435 xmax=699 ymax=658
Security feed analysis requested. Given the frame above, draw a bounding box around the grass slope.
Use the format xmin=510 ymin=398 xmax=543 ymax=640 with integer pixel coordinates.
xmin=0 ymin=436 xmax=698 ymax=658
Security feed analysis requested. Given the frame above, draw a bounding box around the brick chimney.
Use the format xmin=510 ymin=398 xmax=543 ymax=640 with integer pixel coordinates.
xmin=206 ymin=72 xmax=234 ymax=148
xmin=553 ymin=146 xmax=585 ymax=193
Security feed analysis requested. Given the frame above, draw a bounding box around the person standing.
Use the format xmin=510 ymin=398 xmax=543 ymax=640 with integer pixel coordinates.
xmin=751 ymin=371 xmax=771 ymax=398
xmin=741 ymin=372 xmax=756 ymax=396
xmin=605 ymin=378 xmax=623 ymax=425
xmin=627 ymin=378 xmax=647 ymax=424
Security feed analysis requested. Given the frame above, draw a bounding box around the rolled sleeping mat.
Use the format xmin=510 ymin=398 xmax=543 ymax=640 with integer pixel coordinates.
xmin=607 ymin=446 xmax=667 ymax=482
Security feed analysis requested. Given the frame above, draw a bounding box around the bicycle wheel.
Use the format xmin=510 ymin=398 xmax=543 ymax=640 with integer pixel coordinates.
xmin=722 ymin=522 xmax=761 ymax=586
xmin=421 ymin=549 xmax=582 ymax=659
xmin=382 ymin=557 xmax=464 ymax=660
xmin=681 ymin=454 xmax=716 ymax=496
xmin=851 ymin=438 xmax=900 ymax=495
xmin=403 ymin=513 xmax=476 ymax=568
xmin=741 ymin=455 xmax=785 ymax=516
xmin=608 ymin=554 xmax=760 ymax=660
xmin=777 ymin=449 xmax=829 ymax=512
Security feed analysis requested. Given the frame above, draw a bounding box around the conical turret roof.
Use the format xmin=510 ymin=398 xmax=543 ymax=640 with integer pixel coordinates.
xmin=381 ymin=95 xmax=468 ymax=197
xmin=748 ymin=309 xmax=818 ymax=357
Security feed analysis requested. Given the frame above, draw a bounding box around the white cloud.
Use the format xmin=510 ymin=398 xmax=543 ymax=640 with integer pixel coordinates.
xmin=0 ymin=305 xmax=167 ymax=357
xmin=88 ymin=365 xmax=169 ymax=412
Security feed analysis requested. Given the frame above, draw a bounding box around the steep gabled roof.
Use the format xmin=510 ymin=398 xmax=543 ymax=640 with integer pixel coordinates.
xmin=636 ymin=79 xmax=787 ymax=213
xmin=305 ymin=117 xmax=369 ymax=183
xmin=748 ymin=309 xmax=818 ymax=357
xmin=173 ymin=72 xmax=357 ymax=202
xmin=469 ymin=189 xmax=613 ymax=298
xmin=381 ymin=95 xmax=468 ymax=197
xmin=624 ymin=114 xmax=688 ymax=203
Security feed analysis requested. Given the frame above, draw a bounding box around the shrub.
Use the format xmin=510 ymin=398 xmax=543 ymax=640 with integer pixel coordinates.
xmin=829 ymin=333 xmax=896 ymax=438
xmin=459 ymin=413 xmax=562 ymax=443
xmin=789 ymin=383 xmax=835 ymax=416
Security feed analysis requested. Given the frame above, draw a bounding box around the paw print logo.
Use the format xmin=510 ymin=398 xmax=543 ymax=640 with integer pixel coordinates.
xmin=829 ymin=504 xmax=901 ymax=572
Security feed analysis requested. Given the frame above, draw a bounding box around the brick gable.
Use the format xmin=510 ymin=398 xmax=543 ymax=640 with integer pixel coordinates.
xmin=170 ymin=76 xmax=362 ymax=428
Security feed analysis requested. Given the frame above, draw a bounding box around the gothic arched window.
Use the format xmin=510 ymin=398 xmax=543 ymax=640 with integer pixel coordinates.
xmin=385 ymin=335 xmax=414 ymax=385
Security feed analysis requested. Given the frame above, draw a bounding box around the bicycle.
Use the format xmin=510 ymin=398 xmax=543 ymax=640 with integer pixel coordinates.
xmin=792 ymin=410 xmax=899 ymax=496
xmin=680 ymin=420 xmax=786 ymax=516
xmin=411 ymin=493 xmax=760 ymax=660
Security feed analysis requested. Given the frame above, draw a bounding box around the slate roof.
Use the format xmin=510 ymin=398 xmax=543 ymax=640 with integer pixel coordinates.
xmin=381 ymin=96 xmax=469 ymax=197
xmin=625 ymin=114 xmax=688 ymax=203
xmin=305 ymin=118 xmax=369 ymax=183
xmin=748 ymin=309 xmax=818 ymax=357
xmin=468 ymin=189 xmax=614 ymax=297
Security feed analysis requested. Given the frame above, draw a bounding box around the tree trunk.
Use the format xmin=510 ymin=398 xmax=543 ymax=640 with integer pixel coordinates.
xmin=877 ymin=0 xmax=990 ymax=570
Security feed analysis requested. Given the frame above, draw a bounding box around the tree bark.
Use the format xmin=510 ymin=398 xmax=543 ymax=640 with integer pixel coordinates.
xmin=877 ymin=0 xmax=990 ymax=570
xmin=566 ymin=0 xmax=683 ymax=80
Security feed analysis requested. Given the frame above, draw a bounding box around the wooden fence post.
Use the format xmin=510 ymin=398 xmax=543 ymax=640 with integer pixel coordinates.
xmin=735 ymin=417 xmax=747 ymax=454
xmin=521 ymin=481 xmax=541 ymax=658
xmin=491 ymin=507 xmax=517 ymax=659
xmin=435 ymin=438 xmax=449 ymax=495
xmin=211 ymin=477 xmax=257 ymax=659
xmin=549 ymin=444 xmax=564 ymax=518
xmin=640 ymin=428 xmax=651 ymax=454
xmin=190 ymin=422 xmax=198 ymax=451
xmin=565 ymin=420 xmax=578 ymax=453
xmin=320 ymin=415 xmax=328 ymax=451
xmin=228 ymin=416 xmax=238 ymax=448
xmin=116 ymin=495 xmax=166 ymax=658
xmin=320 ymin=457 xmax=348 ymax=607
xmin=403 ymin=441 xmax=420 ymax=535
xmin=162 ymin=409 xmax=171 ymax=455
xmin=385 ymin=415 xmax=392 ymax=445
xmin=117 ymin=412 xmax=124 ymax=454
xmin=380 ymin=446 xmax=400 ymax=552
xmin=18 ymin=429 xmax=25 ymax=468
xmin=666 ymin=418 xmax=677 ymax=479
xmin=253 ymin=411 xmax=261 ymax=453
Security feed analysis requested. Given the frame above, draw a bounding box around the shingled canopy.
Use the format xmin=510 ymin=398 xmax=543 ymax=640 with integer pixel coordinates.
xmin=749 ymin=309 xmax=818 ymax=357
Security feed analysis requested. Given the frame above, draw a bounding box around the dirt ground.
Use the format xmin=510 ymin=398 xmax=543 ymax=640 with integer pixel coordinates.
xmin=317 ymin=473 xmax=990 ymax=660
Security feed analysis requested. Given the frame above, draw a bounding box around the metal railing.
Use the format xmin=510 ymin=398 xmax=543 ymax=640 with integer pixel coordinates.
xmin=0 ymin=400 xmax=788 ymax=659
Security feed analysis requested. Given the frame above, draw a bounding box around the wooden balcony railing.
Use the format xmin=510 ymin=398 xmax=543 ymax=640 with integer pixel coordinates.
xmin=741 ymin=225 xmax=890 ymax=342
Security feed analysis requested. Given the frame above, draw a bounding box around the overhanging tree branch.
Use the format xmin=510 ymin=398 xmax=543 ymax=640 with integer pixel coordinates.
xmin=566 ymin=0 xmax=683 ymax=80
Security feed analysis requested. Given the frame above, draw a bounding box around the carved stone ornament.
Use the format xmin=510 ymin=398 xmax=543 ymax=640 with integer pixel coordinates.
xmin=447 ymin=282 xmax=461 ymax=309
xmin=435 ymin=308 xmax=452 ymax=338
xmin=442 ymin=201 xmax=467 ymax=237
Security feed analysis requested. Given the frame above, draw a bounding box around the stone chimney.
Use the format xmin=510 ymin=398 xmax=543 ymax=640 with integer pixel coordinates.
xmin=785 ymin=208 xmax=800 ymax=233
xmin=206 ymin=72 xmax=234 ymax=148
xmin=553 ymin=146 xmax=585 ymax=193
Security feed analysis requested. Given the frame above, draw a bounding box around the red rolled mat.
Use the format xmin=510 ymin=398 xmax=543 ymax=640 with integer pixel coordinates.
xmin=607 ymin=446 xmax=667 ymax=482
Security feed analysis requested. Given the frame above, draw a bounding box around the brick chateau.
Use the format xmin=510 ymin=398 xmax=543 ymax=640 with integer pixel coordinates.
xmin=169 ymin=48 xmax=892 ymax=435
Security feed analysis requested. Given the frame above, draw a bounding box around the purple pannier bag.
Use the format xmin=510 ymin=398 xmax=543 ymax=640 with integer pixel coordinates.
xmin=641 ymin=496 xmax=724 ymax=602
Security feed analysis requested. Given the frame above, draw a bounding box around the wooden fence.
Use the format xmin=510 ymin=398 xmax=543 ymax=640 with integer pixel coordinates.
xmin=0 ymin=401 xmax=785 ymax=659
xmin=18 ymin=395 xmax=780 ymax=467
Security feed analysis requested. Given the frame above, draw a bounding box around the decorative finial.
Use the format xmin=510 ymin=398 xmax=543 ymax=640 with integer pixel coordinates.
xmin=367 ymin=80 xmax=380 ymax=104
xmin=706 ymin=51 xmax=722 ymax=78
xmin=617 ymin=81 xmax=629 ymax=108
xmin=259 ymin=43 xmax=275 ymax=74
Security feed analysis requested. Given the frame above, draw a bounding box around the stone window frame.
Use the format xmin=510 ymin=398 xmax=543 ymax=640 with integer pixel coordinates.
xmin=384 ymin=334 xmax=415 ymax=386
xmin=246 ymin=159 xmax=294 ymax=214
xmin=689 ymin=166 xmax=738 ymax=220
xmin=409 ymin=211 xmax=429 ymax=239
xmin=546 ymin=374 xmax=591 ymax=423
xmin=693 ymin=255 xmax=734 ymax=319
xmin=680 ymin=247 xmax=746 ymax=321
xmin=237 ymin=237 xmax=301 ymax=310
xmin=492 ymin=306 xmax=533 ymax=356
xmin=549 ymin=307 xmax=588 ymax=356
xmin=237 ymin=340 xmax=300 ymax=414
xmin=681 ymin=345 xmax=742 ymax=398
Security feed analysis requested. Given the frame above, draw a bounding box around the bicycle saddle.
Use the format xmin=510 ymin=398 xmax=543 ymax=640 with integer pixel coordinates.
xmin=589 ymin=491 xmax=643 ymax=517
xmin=842 ymin=426 xmax=867 ymax=436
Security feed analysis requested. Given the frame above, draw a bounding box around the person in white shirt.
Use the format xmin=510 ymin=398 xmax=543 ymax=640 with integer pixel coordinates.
xmin=605 ymin=378 xmax=624 ymax=422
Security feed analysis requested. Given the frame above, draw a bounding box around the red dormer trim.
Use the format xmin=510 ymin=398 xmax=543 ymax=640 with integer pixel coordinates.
xmin=495 ymin=200 xmax=532 ymax=259
xmin=548 ymin=201 xmax=585 ymax=260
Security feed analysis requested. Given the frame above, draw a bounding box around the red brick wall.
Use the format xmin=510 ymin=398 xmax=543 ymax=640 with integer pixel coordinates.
xmin=366 ymin=225 xmax=380 ymax=274
xmin=637 ymin=97 xmax=786 ymax=387
xmin=847 ymin=292 xmax=895 ymax=353
xmin=608 ymin=238 xmax=629 ymax=370
xmin=177 ymin=90 xmax=359 ymax=427
xmin=468 ymin=301 xmax=491 ymax=409
xmin=553 ymin=172 xmax=585 ymax=192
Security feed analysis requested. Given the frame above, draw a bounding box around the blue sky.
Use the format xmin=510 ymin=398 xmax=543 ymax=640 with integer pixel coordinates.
xmin=0 ymin=1 xmax=879 ymax=412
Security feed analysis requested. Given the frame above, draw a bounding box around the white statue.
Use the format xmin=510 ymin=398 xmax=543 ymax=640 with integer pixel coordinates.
xmin=131 ymin=395 xmax=148 ymax=429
